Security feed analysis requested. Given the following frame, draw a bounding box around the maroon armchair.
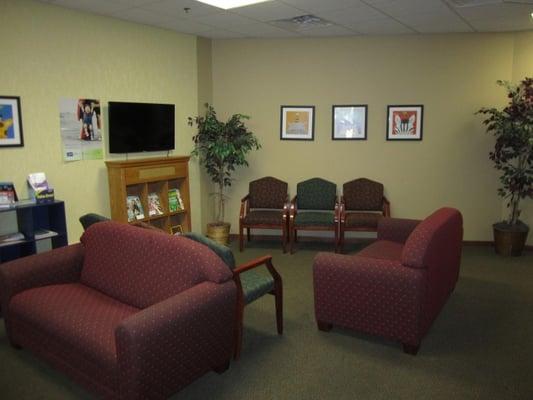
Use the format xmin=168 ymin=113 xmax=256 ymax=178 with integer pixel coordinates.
xmin=313 ymin=207 xmax=463 ymax=354
xmin=0 ymin=222 xmax=236 ymax=399
xmin=239 ymin=176 xmax=289 ymax=252
xmin=339 ymin=178 xmax=390 ymax=252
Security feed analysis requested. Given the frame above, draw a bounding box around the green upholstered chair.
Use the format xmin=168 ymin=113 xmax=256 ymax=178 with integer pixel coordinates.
xmin=183 ymin=232 xmax=283 ymax=360
xmin=79 ymin=213 xmax=110 ymax=230
xmin=289 ymin=178 xmax=339 ymax=253
xmin=339 ymin=178 xmax=390 ymax=252
xmin=239 ymin=176 xmax=290 ymax=253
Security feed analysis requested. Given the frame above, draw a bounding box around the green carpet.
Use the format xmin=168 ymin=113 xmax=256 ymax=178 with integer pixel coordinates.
xmin=1 ymin=242 xmax=532 ymax=399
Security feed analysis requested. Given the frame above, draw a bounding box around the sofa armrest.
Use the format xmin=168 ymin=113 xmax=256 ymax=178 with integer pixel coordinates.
xmin=115 ymin=280 xmax=236 ymax=400
xmin=313 ymin=252 xmax=425 ymax=338
xmin=377 ymin=217 xmax=420 ymax=244
xmin=0 ymin=244 xmax=84 ymax=312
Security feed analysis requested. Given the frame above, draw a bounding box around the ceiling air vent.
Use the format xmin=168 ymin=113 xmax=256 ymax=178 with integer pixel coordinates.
xmin=270 ymin=14 xmax=333 ymax=32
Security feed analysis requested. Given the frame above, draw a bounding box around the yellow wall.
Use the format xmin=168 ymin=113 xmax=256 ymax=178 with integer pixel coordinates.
xmin=196 ymin=38 xmax=215 ymax=230
xmin=211 ymin=33 xmax=527 ymax=243
xmin=0 ymin=0 xmax=202 ymax=242
xmin=511 ymin=31 xmax=533 ymax=238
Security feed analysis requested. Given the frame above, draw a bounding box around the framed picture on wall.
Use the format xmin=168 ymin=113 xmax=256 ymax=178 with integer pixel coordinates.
xmin=332 ymin=105 xmax=367 ymax=140
xmin=386 ymin=105 xmax=423 ymax=141
xmin=0 ymin=96 xmax=24 ymax=148
xmin=280 ymin=105 xmax=315 ymax=141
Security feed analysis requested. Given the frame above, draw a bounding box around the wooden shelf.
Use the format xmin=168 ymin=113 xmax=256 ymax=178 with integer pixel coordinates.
xmin=106 ymin=156 xmax=191 ymax=233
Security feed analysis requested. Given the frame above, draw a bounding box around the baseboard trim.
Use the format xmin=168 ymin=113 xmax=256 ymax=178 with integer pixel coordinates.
xmin=229 ymin=234 xmax=533 ymax=251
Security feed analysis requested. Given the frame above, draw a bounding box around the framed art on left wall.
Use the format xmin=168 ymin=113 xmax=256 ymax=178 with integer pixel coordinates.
xmin=0 ymin=96 xmax=24 ymax=148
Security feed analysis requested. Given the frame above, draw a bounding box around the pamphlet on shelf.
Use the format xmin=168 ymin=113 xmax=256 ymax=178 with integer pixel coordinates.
xmin=126 ymin=195 xmax=144 ymax=221
xmin=0 ymin=232 xmax=25 ymax=246
xmin=168 ymin=189 xmax=184 ymax=212
xmin=148 ymin=192 xmax=164 ymax=216
xmin=34 ymin=228 xmax=58 ymax=240
xmin=0 ymin=182 xmax=18 ymax=208
xmin=27 ymin=172 xmax=55 ymax=203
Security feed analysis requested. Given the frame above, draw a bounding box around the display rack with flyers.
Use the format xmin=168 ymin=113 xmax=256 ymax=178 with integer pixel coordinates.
xmin=106 ymin=156 xmax=191 ymax=233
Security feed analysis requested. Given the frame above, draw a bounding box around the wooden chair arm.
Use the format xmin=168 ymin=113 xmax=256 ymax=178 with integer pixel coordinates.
xmin=339 ymin=196 xmax=346 ymax=223
xmin=233 ymin=255 xmax=281 ymax=288
xmin=383 ymin=196 xmax=391 ymax=217
xmin=240 ymin=194 xmax=250 ymax=220
xmin=283 ymin=195 xmax=290 ymax=221
xmin=233 ymin=255 xmax=273 ymax=275
xmin=334 ymin=196 xmax=340 ymax=223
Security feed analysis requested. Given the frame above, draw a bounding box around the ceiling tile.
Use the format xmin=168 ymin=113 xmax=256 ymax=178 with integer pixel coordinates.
xmin=155 ymin=17 xmax=214 ymax=33
xmin=107 ymin=0 xmax=159 ymax=6
xmin=467 ymin=15 xmax=533 ymax=31
xmin=138 ymin=0 xmax=222 ymax=19
xmin=194 ymin=11 xmax=258 ymax=27
xmin=454 ymin=2 xmax=533 ymax=19
xmin=354 ymin=17 xmax=415 ymax=34
xmin=231 ymin=1 xmax=305 ymax=21
xmin=365 ymin=0 xmax=451 ymax=16
xmin=299 ymin=25 xmax=361 ymax=36
xmin=112 ymin=7 xmax=174 ymax=25
xmin=317 ymin=4 xmax=389 ymax=25
xmin=280 ymin=0 xmax=368 ymax=13
xmin=198 ymin=29 xmax=248 ymax=39
xmin=51 ymin=0 xmax=129 ymax=14
xmin=229 ymin=22 xmax=301 ymax=37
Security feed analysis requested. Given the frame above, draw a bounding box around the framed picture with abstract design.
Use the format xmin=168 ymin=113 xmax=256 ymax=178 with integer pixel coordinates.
xmin=332 ymin=105 xmax=367 ymax=140
xmin=280 ymin=105 xmax=315 ymax=141
xmin=0 ymin=96 xmax=24 ymax=148
xmin=386 ymin=105 xmax=423 ymax=141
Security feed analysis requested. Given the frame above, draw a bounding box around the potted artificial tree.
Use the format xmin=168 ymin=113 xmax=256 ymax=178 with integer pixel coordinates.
xmin=189 ymin=104 xmax=260 ymax=245
xmin=477 ymin=77 xmax=533 ymax=256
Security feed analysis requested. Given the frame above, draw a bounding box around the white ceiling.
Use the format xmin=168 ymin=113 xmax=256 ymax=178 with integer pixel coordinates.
xmin=38 ymin=0 xmax=533 ymax=38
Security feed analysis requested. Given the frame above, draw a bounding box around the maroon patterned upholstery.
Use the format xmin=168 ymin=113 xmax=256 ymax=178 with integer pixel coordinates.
xmin=313 ymin=207 xmax=463 ymax=354
xmin=240 ymin=176 xmax=289 ymax=252
xmin=0 ymin=221 xmax=237 ymax=399
xmin=343 ymin=178 xmax=384 ymax=211
xmin=243 ymin=210 xmax=285 ymax=225
xmin=344 ymin=212 xmax=382 ymax=228
xmin=249 ymin=176 xmax=288 ymax=209
xmin=339 ymin=178 xmax=390 ymax=252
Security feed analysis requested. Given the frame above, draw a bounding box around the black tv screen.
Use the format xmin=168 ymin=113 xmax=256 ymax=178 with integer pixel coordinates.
xmin=108 ymin=101 xmax=175 ymax=153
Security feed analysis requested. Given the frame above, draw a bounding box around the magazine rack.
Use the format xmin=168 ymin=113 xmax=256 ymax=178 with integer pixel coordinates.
xmin=105 ymin=156 xmax=191 ymax=233
xmin=0 ymin=200 xmax=68 ymax=263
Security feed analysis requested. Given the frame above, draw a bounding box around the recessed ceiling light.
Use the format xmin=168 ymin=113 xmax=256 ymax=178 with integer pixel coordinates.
xmin=196 ymin=0 xmax=272 ymax=10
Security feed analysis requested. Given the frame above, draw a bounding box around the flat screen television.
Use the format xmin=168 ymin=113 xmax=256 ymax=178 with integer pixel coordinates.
xmin=108 ymin=101 xmax=175 ymax=153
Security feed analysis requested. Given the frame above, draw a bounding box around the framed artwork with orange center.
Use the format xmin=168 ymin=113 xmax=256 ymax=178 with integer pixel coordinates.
xmin=280 ymin=106 xmax=315 ymax=140
xmin=386 ymin=105 xmax=423 ymax=141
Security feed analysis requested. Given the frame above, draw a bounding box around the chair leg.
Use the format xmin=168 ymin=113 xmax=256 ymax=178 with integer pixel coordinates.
xmin=239 ymin=222 xmax=244 ymax=252
xmin=281 ymin=225 xmax=287 ymax=254
xmin=317 ymin=321 xmax=333 ymax=332
xmin=402 ymin=343 xmax=420 ymax=355
xmin=274 ymin=281 xmax=283 ymax=335
xmin=294 ymin=229 xmax=298 ymax=243
xmin=247 ymin=228 xmax=251 ymax=242
xmin=334 ymin=226 xmax=339 ymax=253
xmin=289 ymin=226 xmax=295 ymax=254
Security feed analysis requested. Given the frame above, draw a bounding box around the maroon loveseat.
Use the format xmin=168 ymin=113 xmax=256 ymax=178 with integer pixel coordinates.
xmin=0 ymin=222 xmax=236 ymax=399
xmin=313 ymin=207 xmax=463 ymax=354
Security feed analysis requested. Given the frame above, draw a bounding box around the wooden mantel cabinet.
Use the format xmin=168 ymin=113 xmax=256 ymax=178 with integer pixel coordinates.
xmin=105 ymin=156 xmax=191 ymax=233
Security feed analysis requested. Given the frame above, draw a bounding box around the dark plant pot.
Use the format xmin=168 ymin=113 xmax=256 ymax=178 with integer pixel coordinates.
xmin=207 ymin=222 xmax=231 ymax=246
xmin=493 ymin=221 xmax=529 ymax=256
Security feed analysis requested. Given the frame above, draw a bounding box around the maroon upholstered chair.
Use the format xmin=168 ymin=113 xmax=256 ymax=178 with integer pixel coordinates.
xmin=313 ymin=207 xmax=463 ymax=354
xmin=339 ymin=178 xmax=390 ymax=252
xmin=239 ymin=176 xmax=289 ymax=252
xmin=0 ymin=222 xmax=236 ymax=399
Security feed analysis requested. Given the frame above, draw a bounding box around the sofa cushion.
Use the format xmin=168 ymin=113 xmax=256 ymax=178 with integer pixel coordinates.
xmin=9 ymin=283 xmax=139 ymax=372
xmin=243 ymin=210 xmax=285 ymax=225
xmin=80 ymin=222 xmax=232 ymax=309
xmin=344 ymin=212 xmax=382 ymax=229
xmin=357 ymin=240 xmax=404 ymax=261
